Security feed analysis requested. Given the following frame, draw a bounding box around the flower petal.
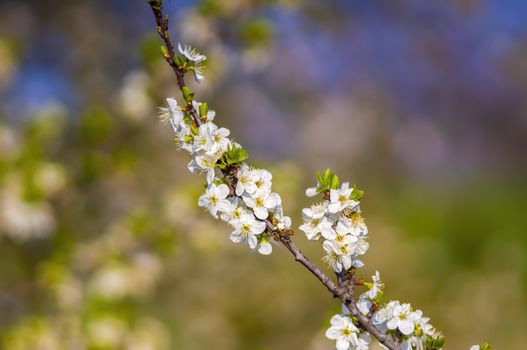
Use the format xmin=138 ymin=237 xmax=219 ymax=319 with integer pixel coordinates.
xmin=258 ymin=242 xmax=272 ymax=255
xmin=305 ymin=187 xmax=318 ymax=197
xmin=216 ymin=184 xmax=230 ymax=199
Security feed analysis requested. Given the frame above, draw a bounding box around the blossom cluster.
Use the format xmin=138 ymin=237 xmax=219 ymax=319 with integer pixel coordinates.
xmin=300 ymin=181 xmax=368 ymax=273
xmin=372 ymin=300 xmax=440 ymax=350
xmin=159 ymin=46 xmax=290 ymax=255
xmin=327 ymin=272 xmax=445 ymax=350
xmin=157 ymin=43 xmax=487 ymax=350
xmin=300 ymin=172 xmax=446 ymax=349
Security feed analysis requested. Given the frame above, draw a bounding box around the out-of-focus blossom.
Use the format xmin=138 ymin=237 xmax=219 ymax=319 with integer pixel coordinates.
xmin=119 ymin=71 xmax=153 ymax=121
xmin=34 ymin=163 xmax=66 ymax=196
xmin=0 ymin=182 xmax=55 ymax=241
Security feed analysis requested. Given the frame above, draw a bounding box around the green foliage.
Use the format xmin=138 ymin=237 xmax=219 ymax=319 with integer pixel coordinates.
xmin=425 ymin=335 xmax=445 ymax=350
xmin=217 ymin=144 xmax=249 ymax=169
xmin=160 ymin=45 xmax=168 ymax=58
xmin=315 ymin=168 xmax=340 ymax=193
xmin=181 ymin=86 xmax=195 ymax=103
xmin=198 ymin=102 xmax=208 ymax=118
xmin=173 ymin=55 xmax=183 ymax=67
xmin=481 ymin=342 xmax=491 ymax=350
xmin=350 ymin=184 xmax=364 ymax=201
xmin=312 ymin=169 xmax=365 ymax=200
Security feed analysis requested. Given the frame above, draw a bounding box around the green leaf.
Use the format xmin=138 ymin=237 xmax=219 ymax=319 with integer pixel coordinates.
xmin=173 ymin=55 xmax=183 ymax=67
xmin=329 ymin=174 xmax=340 ymax=189
xmin=189 ymin=124 xmax=198 ymax=136
xmin=316 ymin=171 xmax=323 ymax=185
xmin=350 ymin=185 xmax=365 ymax=201
xmin=314 ymin=168 xmax=338 ymax=193
xmin=160 ymin=45 xmax=168 ymax=58
xmin=425 ymin=335 xmax=445 ymax=350
xmin=181 ymin=86 xmax=194 ymax=103
xmin=198 ymin=102 xmax=208 ymax=118
xmin=217 ymin=144 xmax=249 ymax=169
xmin=481 ymin=343 xmax=491 ymax=350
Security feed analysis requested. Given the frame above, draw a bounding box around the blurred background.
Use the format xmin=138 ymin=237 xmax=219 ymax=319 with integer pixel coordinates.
xmin=0 ymin=0 xmax=526 ymax=349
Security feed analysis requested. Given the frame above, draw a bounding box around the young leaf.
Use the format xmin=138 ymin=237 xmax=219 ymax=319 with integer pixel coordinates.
xmin=173 ymin=55 xmax=183 ymax=67
xmin=198 ymin=102 xmax=208 ymax=118
xmin=350 ymin=185 xmax=365 ymax=201
xmin=181 ymin=86 xmax=194 ymax=102
xmin=425 ymin=336 xmax=445 ymax=350
xmin=329 ymin=174 xmax=340 ymax=189
xmin=160 ymin=45 xmax=169 ymax=58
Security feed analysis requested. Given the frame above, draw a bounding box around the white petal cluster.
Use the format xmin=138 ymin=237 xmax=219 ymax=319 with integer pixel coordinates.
xmin=329 ymin=296 xmax=440 ymax=350
xmin=372 ymin=301 xmax=439 ymax=350
xmin=221 ymin=164 xmax=290 ymax=255
xmin=300 ymin=182 xmax=368 ymax=273
xmin=177 ymin=43 xmax=206 ymax=82
xmin=325 ymin=314 xmax=371 ymax=350
xmin=159 ymin=98 xmax=290 ymax=255
xmin=321 ymin=231 xmax=443 ymax=349
xmin=163 ymin=97 xmax=230 ymax=184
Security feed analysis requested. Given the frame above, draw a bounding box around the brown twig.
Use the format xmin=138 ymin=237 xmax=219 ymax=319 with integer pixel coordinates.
xmin=149 ymin=1 xmax=202 ymax=126
xmin=146 ymin=1 xmax=400 ymax=349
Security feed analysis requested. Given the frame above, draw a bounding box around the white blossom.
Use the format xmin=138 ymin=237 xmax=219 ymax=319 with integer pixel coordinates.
xmin=385 ymin=302 xmax=415 ymax=335
xmin=243 ymin=192 xmax=280 ymax=220
xmin=174 ymin=124 xmax=194 ymax=153
xmin=325 ymin=314 xmax=361 ymax=350
xmin=328 ymin=182 xmax=358 ymax=214
xmin=366 ymin=271 xmax=383 ymax=300
xmin=251 ymin=169 xmax=273 ymax=196
xmin=333 ymin=221 xmax=359 ymax=245
xmin=192 ymin=122 xmax=230 ymax=156
xmin=235 ymin=164 xmax=257 ymax=196
xmin=229 ymin=212 xmax=266 ymax=249
xmin=299 ymin=204 xmax=334 ymax=240
xmin=219 ymin=199 xmax=246 ymax=223
xmin=275 ymin=213 xmax=292 ymax=231
xmin=188 ymin=153 xmax=218 ymax=184
xmin=322 ymin=240 xmax=352 ymax=273
xmin=178 ymin=43 xmax=206 ymax=64
xmin=177 ymin=44 xmax=207 ymax=82
xmin=198 ymin=183 xmax=232 ymax=218
xmin=193 ymin=67 xmax=204 ymax=82
xmin=158 ymin=98 xmax=183 ymax=126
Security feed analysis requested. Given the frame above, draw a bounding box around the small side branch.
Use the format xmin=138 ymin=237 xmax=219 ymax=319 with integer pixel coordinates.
xmin=149 ymin=2 xmax=202 ymax=126
xmin=278 ymin=234 xmax=339 ymax=296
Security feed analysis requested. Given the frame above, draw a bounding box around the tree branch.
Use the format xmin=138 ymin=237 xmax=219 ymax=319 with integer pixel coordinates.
xmin=146 ymin=1 xmax=400 ymax=349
